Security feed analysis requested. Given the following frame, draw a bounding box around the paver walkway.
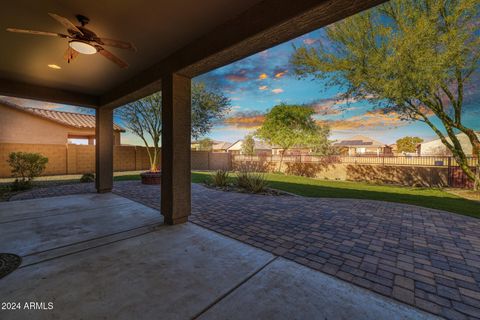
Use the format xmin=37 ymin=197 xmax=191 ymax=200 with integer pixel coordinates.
xmin=10 ymin=181 xmax=480 ymax=319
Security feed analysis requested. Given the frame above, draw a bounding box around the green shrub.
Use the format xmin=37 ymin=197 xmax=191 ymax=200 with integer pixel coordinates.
xmin=8 ymin=152 xmax=48 ymax=190
xmin=236 ymin=170 xmax=250 ymax=189
xmin=209 ymin=170 xmax=230 ymax=187
xmin=80 ymin=173 xmax=95 ymax=183
xmin=236 ymin=167 xmax=269 ymax=193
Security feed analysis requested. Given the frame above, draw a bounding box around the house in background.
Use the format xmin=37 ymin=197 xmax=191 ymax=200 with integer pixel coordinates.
xmin=0 ymin=100 xmax=124 ymax=145
xmin=418 ymin=132 xmax=480 ymax=156
xmin=226 ymin=139 xmax=273 ymax=155
xmin=191 ymin=140 xmax=232 ymax=152
xmin=211 ymin=141 xmax=233 ymax=152
xmin=333 ymin=135 xmax=390 ymax=156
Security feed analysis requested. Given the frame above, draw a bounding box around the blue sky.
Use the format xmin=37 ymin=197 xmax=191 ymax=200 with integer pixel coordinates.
xmin=2 ymin=24 xmax=479 ymax=146
xmin=192 ymin=27 xmax=480 ymax=145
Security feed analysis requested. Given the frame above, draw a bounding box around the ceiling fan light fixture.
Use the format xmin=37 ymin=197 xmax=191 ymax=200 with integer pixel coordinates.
xmin=69 ymin=40 xmax=97 ymax=55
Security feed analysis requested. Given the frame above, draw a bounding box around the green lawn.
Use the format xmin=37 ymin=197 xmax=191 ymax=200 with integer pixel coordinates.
xmin=190 ymin=171 xmax=480 ymax=218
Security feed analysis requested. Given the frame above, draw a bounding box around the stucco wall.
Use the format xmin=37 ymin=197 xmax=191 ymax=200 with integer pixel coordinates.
xmin=0 ymin=104 xmax=121 ymax=145
xmin=0 ymin=104 xmax=70 ymax=144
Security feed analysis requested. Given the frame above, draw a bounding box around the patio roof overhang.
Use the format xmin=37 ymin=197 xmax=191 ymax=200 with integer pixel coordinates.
xmin=0 ymin=0 xmax=386 ymax=109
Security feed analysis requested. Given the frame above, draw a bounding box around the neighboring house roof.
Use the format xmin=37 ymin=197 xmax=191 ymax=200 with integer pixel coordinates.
xmin=1 ymin=100 xmax=125 ymax=132
xmin=227 ymin=139 xmax=273 ymax=151
xmin=212 ymin=141 xmax=232 ymax=150
xmin=191 ymin=140 xmax=232 ymax=150
xmin=192 ymin=139 xmax=226 ymax=144
xmin=421 ymin=132 xmax=480 ymax=145
xmin=333 ymin=135 xmax=385 ymax=148
xmin=419 ymin=132 xmax=480 ymax=155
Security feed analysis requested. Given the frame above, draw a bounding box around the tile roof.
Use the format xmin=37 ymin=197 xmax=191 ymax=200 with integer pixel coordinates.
xmin=1 ymin=100 xmax=125 ymax=132
xmin=212 ymin=141 xmax=233 ymax=150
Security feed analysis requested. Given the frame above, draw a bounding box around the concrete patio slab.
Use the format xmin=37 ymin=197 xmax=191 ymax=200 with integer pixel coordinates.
xmin=0 ymin=192 xmax=132 ymax=222
xmin=199 ymin=257 xmax=439 ymax=320
xmin=0 ymin=193 xmax=162 ymax=256
xmin=1 ymin=223 xmax=274 ymax=320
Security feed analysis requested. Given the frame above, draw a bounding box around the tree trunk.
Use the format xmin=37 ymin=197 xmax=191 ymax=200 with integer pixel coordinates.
xmin=474 ymin=161 xmax=480 ymax=192
xmin=456 ymin=128 xmax=480 ymax=191
xmin=278 ymin=151 xmax=285 ymax=173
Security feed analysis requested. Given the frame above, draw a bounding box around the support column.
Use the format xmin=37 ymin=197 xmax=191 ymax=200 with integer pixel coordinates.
xmin=161 ymin=73 xmax=191 ymax=225
xmin=95 ymin=107 xmax=114 ymax=193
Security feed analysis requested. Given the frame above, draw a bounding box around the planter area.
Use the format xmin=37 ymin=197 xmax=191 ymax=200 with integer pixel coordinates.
xmin=140 ymin=171 xmax=161 ymax=185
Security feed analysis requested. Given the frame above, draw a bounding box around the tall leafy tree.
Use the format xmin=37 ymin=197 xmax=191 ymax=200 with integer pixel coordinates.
xmin=117 ymin=93 xmax=162 ymax=172
xmin=241 ymin=134 xmax=256 ymax=155
xmin=396 ymin=136 xmax=424 ymax=154
xmin=117 ymin=82 xmax=230 ymax=171
xmin=191 ymin=82 xmax=231 ymax=139
xmin=291 ymin=0 xmax=480 ymax=190
xmin=255 ymin=104 xmax=330 ymax=170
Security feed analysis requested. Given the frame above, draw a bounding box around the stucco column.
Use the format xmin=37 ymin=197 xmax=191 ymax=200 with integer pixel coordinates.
xmin=161 ymin=73 xmax=191 ymax=225
xmin=95 ymin=107 xmax=114 ymax=193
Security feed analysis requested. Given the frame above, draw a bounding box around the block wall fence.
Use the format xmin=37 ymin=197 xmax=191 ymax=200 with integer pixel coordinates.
xmin=0 ymin=143 xmax=457 ymax=187
xmin=0 ymin=143 xmax=231 ymax=178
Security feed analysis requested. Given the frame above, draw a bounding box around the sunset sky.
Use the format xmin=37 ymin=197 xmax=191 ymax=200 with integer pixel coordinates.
xmin=2 ymin=25 xmax=479 ymax=146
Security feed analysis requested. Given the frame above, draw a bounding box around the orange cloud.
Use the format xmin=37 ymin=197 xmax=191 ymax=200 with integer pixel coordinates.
xmin=317 ymin=109 xmax=406 ymax=130
xmin=274 ymin=70 xmax=288 ymax=78
xmin=259 ymin=85 xmax=268 ymax=91
xmin=223 ymin=108 xmax=410 ymax=131
xmin=226 ymin=74 xmax=248 ymax=82
xmin=224 ymin=115 xmax=265 ymax=128
xmin=258 ymin=73 xmax=268 ymax=80
xmin=271 ymin=88 xmax=284 ymax=94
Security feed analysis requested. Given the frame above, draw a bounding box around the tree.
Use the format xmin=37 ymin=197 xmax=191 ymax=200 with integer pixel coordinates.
xmin=255 ymin=104 xmax=330 ymax=170
xmin=191 ymin=82 xmax=231 ymax=139
xmin=198 ymin=138 xmax=214 ymax=151
xmin=241 ymin=134 xmax=255 ymax=155
xmin=291 ymin=0 xmax=480 ymax=190
xmin=117 ymin=82 xmax=230 ymax=172
xmin=117 ymin=93 xmax=162 ymax=172
xmin=396 ymin=137 xmax=424 ymax=154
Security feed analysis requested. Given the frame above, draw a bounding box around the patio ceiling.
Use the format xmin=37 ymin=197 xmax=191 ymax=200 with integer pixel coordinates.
xmin=0 ymin=0 xmax=386 ymax=109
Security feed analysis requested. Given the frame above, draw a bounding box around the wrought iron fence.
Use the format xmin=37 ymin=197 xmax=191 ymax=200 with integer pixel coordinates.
xmin=231 ymin=154 xmax=478 ymax=167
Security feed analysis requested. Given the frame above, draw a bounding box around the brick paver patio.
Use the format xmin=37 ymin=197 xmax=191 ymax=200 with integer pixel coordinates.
xmin=10 ymin=181 xmax=480 ymax=319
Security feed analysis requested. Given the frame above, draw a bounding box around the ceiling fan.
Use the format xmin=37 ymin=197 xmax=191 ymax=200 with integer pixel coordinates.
xmin=6 ymin=13 xmax=136 ymax=69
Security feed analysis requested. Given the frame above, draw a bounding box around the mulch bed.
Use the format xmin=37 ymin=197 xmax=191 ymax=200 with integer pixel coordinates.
xmin=203 ymin=183 xmax=293 ymax=196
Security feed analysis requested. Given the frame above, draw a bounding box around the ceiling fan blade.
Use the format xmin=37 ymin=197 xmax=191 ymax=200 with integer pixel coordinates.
xmin=6 ymin=28 xmax=69 ymax=38
xmin=64 ymin=47 xmax=79 ymax=63
xmin=97 ymin=38 xmax=136 ymax=51
xmin=97 ymin=47 xmax=128 ymax=69
xmin=48 ymin=13 xmax=83 ymax=35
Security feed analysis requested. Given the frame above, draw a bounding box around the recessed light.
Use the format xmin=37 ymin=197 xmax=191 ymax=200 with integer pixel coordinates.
xmin=48 ymin=64 xmax=61 ymax=69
